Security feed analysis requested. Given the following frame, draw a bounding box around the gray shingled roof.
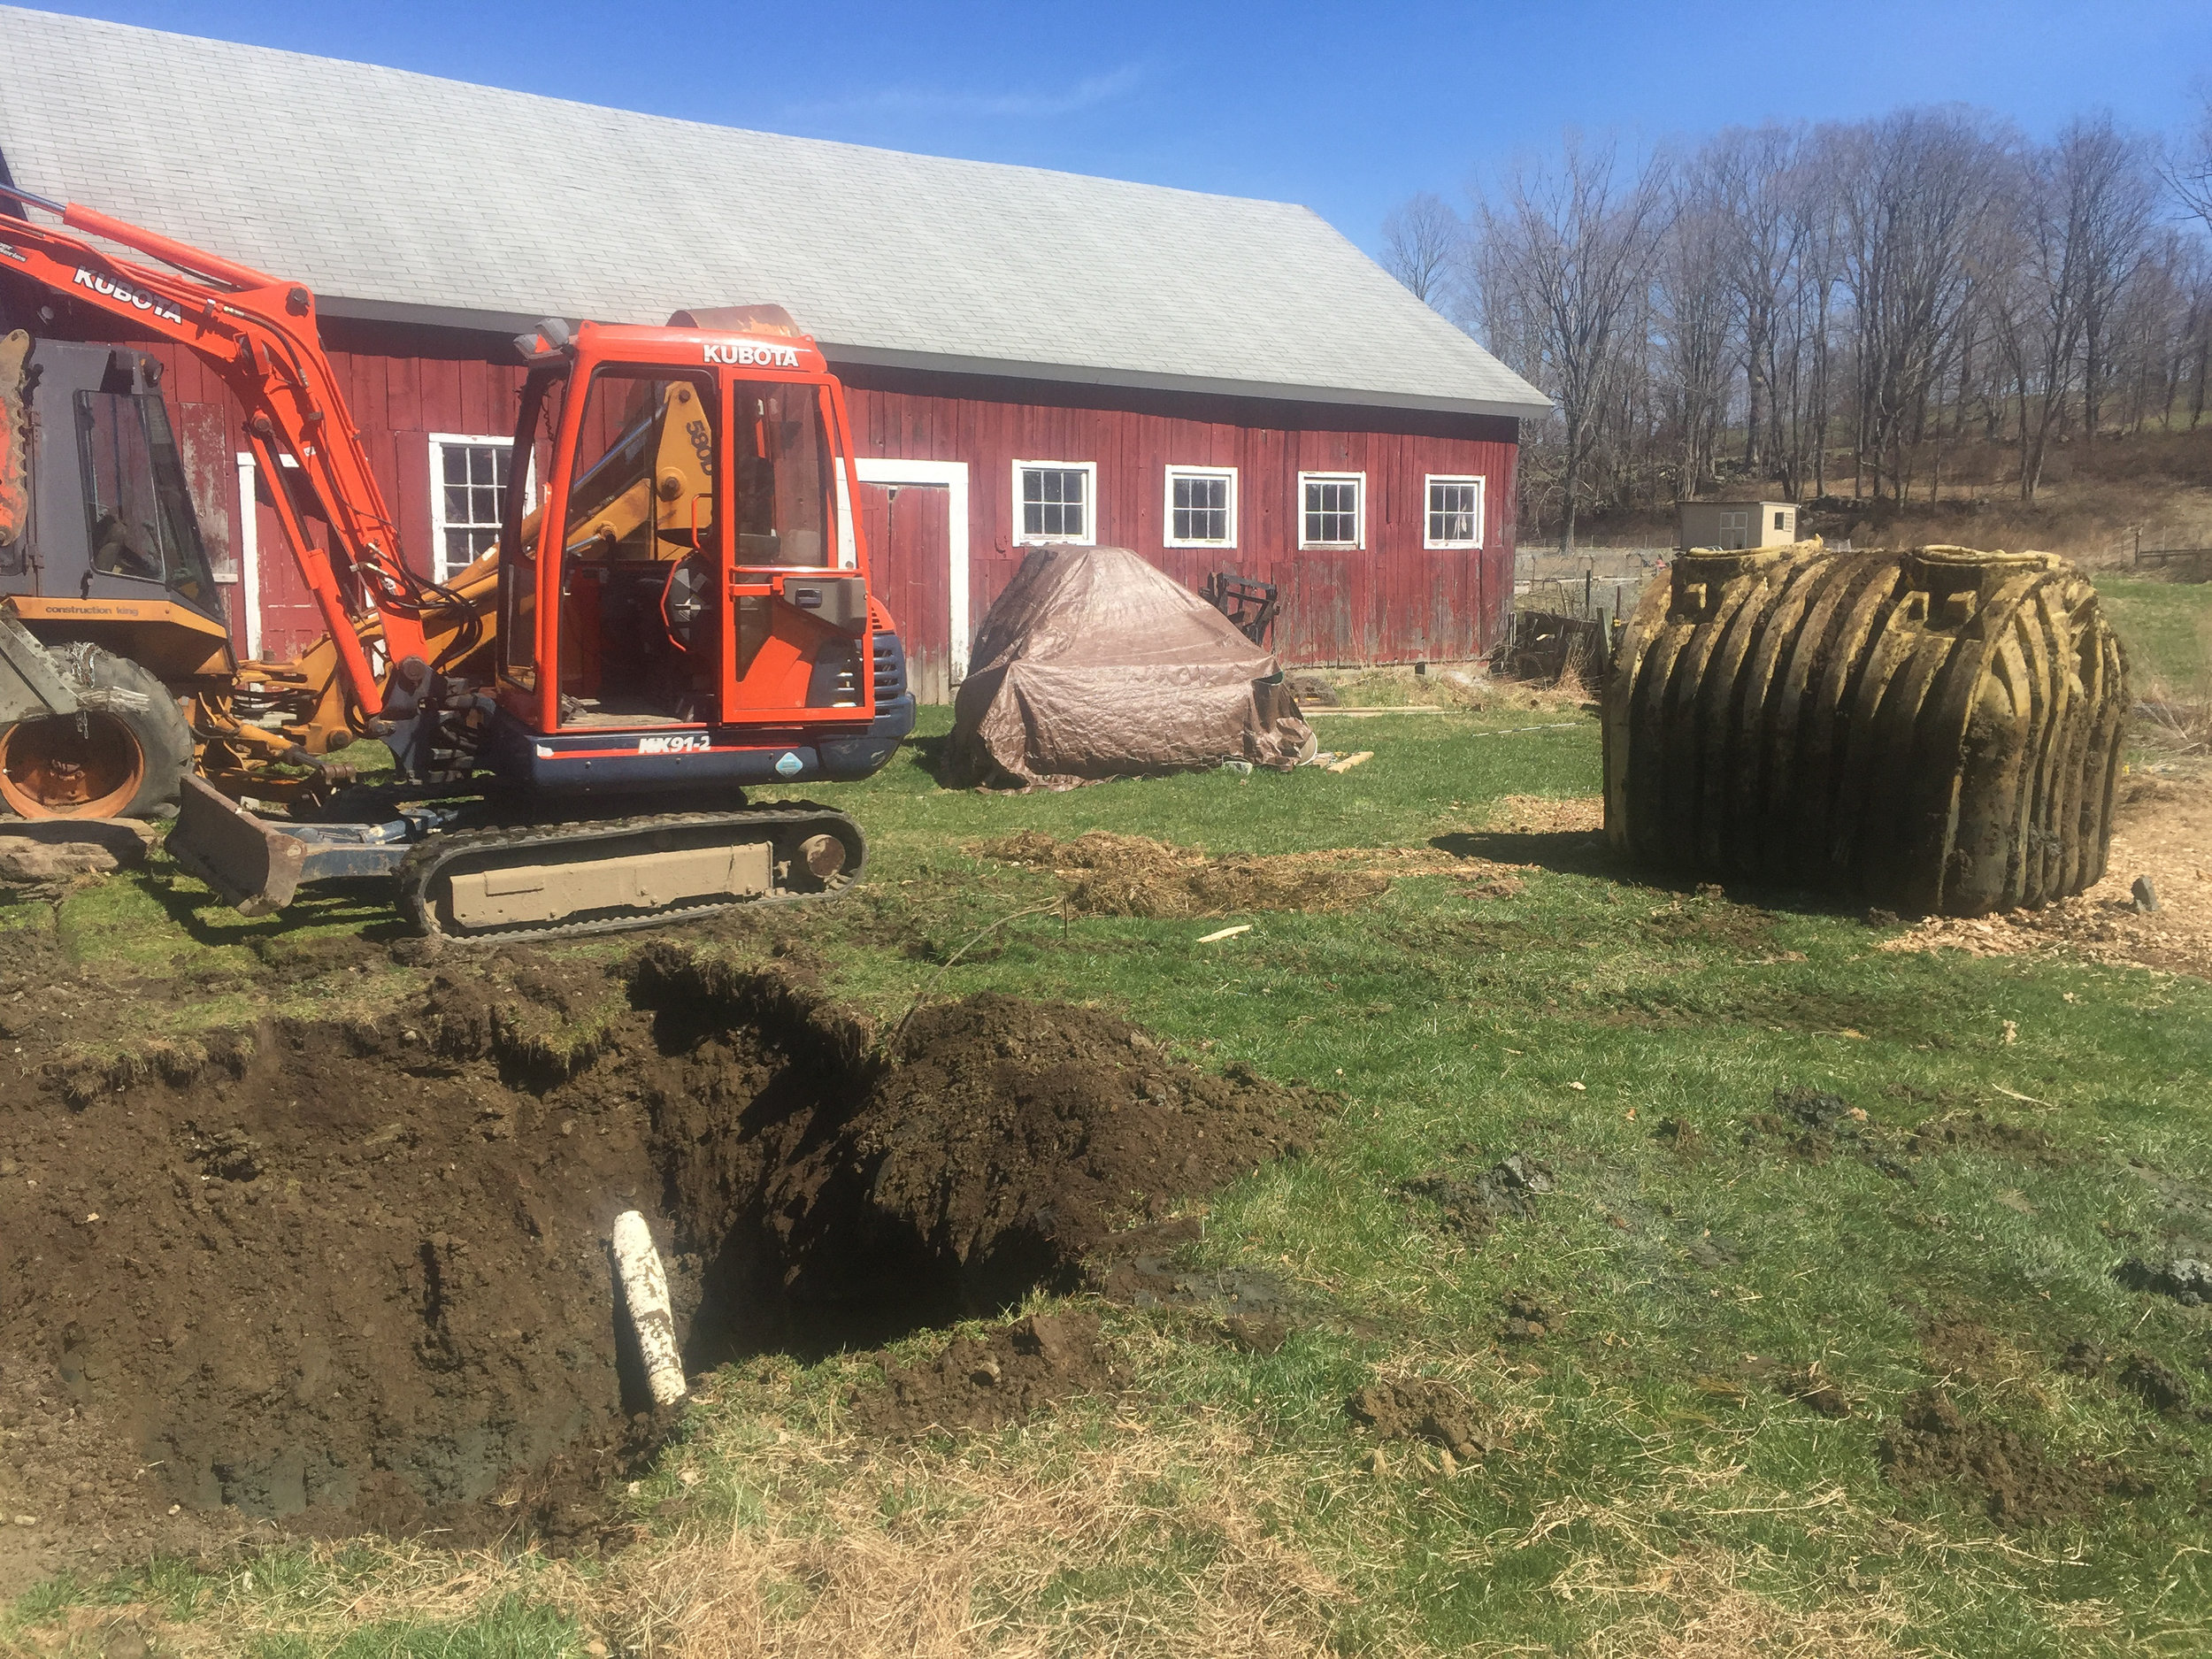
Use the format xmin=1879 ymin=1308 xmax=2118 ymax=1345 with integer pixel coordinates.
xmin=0 ymin=6 xmax=1547 ymax=419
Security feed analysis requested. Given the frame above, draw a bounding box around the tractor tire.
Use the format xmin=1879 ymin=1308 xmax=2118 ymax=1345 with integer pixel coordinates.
xmin=0 ymin=647 xmax=195 ymax=819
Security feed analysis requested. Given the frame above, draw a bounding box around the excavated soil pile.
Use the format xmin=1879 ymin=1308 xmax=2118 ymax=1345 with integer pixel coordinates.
xmin=1878 ymin=1388 xmax=2144 ymax=1527
xmin=972 ymin=830 xmax=1393 ymax=919
xmin=1345 ymin=1378 xmax=1492 ymax=1461
xmin=0 ymin=949 xmax=1318 ymax=1578
xmin=844 ymin=1310 xmax=1124 ymax=1438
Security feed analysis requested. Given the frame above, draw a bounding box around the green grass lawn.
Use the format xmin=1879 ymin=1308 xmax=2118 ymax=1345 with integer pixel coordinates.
xmin=2096 ymin=575 xmax=2212 ymax=696
xmin=7 ymin=701 xmax=2212 ymax=1656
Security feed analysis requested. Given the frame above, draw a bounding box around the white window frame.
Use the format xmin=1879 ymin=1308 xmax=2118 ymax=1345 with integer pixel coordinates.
xmin=1422 ymin=473 xmax=1486 ymax=550
xmin=1163 ymin=465 xmax=1238 ymax=549
xmin=1011 ymin=459 xmax=1097 ymax=547
xmin=1297 ymin=471 xmax=1365 ymax=550
xmin=428 ymin=433 xmax=533 ymax=582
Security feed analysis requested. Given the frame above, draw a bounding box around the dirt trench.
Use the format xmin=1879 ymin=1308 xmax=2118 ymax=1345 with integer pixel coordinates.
xmin=0 ymin=945 xmax=1319 ymax=1583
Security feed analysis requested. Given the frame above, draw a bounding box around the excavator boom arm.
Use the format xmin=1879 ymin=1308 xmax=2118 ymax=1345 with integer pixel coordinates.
xmin=0 ymin=183 xmax=434 ymax=711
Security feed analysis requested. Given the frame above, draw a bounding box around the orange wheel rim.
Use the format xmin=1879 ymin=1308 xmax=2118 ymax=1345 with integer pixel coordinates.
xmin=0 ymin=712 xmax=146 ymax=818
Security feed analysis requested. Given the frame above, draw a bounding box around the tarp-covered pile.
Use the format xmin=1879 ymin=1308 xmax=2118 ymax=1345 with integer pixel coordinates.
xmin=947 ymin=546 xmax=1315 ymax=788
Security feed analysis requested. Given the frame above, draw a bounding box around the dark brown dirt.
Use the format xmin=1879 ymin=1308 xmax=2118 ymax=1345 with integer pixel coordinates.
xmin=2118 ymin=1351 xmax=2194 ymax=1414
xmin=1777 ymin=1365 xmax=1852 ymax=1418
xmin=1741 ymin=1087 xmax=1916 ymax=1182
xmin=1878 ymin=1388 xmax=2142 ymax=1527
xmin=1918 ymin=1317 xmax=2026 ymax=1387
xmin=843 ymin=1311 xmax=1123 ymax=1437
xmin=1909 ymin=1113 xmax=2067 ymax=1164
xmin=1399 ymin=1153 xmax=1556 ymax=1240
xmin=1345 ymin=1378 xmax=1491 ymax=1460
xmin=0 ymin=946 xmax=1321 ymax=1589
xmin=971 ymin=829 xmax=1393 ymax=918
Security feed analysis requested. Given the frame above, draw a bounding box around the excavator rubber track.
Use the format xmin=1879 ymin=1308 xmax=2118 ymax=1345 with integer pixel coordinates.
xmin=396 ymin=803 xmax=865 ymax=942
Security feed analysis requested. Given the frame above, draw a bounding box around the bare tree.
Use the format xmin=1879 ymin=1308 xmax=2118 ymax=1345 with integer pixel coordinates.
xmin=1440 ymin=96 xmax=2206 ymax=530
xmin=1471 ymin=138 xmax=1670 ymax=550
xmin=1825 ymin=110 xmax=2004 ymax=503
xmin=2064 ymin=116 xmax=2157 ymax=449
xmin=1987 ymin=137 xmax=2088 ymax=501
xmin=2165 ymin=85 xmax=2212 ymax=233
xmin=1706 ymin=125 xmax=1807 ymax=477
xmin=1379 ymin=192 xmax=1463 ymax=306
xmin=1653 ymin=176 xmax=1736 ymax=495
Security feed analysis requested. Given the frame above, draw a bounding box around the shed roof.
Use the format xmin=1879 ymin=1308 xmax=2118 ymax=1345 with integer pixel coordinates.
xmin=0 ymin=6 xmax=1548 ymax=420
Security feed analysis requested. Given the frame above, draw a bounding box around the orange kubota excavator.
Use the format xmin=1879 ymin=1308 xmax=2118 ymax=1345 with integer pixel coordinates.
xmin=0 ymin=183 xmax=914 ymax=939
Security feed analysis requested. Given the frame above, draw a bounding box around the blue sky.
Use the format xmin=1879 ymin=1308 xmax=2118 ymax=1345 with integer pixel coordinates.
xmin=28 ymin=0 xmax=2212 ymax=256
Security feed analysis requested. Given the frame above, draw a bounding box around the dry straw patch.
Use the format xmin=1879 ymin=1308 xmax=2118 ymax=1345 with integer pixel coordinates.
xmin=1559 ymin=1548 xmax=1909 ymax=1659
xmin=1487 ymin=794 xmax=1606 ymax=836
xmin=971 ymin=829 xmax=1527 ymax=919
xmin=594 ymin=1404 xmax=1386 ymax=1659
xmin=1883 ymin=775 xmax=2212 ymax=979
xmin=7 ymin=1406 xmax=1403 ymax=1659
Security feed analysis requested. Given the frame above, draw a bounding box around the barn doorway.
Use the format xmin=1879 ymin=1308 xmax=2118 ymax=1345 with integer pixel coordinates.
xmin=855 ymin=458 xmax=969 ymax=704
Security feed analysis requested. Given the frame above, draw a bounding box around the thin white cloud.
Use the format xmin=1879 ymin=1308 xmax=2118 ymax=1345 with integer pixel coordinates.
xmin=786 ymin=64 xmax=1143 ymax=122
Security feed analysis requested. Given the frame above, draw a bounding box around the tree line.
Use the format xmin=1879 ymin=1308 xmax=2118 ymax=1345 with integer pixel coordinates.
xmin=1385 ymin=97 xmax=2212 ymax=549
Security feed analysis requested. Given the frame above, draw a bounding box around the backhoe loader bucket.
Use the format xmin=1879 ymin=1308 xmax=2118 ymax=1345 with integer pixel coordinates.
xmin=167 ymin=774 xmax=309 ymax=915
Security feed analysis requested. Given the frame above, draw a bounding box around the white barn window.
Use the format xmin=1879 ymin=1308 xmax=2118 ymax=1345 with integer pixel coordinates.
xmin=428 ymin=434 xmax=517 ymax=581
xmin=1164 ymin=465 xmax=1236 ymax=548
xmin=1013 ymin=460 xmax=1096 ymax=545
xmin=1298 ymin=472 xmax=1364 ymax=549
xmin=1424 ymin=475 xmax=1484 ymax=549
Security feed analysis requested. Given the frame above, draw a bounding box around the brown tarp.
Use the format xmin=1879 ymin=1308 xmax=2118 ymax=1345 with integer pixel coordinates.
xmin=947 ymin=546 xmax=1315 ymax=788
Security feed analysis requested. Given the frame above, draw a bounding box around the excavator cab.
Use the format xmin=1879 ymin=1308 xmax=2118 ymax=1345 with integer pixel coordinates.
xmin=485 ymin=312 xmax=913 ymax=796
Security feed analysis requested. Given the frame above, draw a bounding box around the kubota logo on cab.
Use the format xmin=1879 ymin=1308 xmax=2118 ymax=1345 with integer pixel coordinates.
xmin=703 ymin=341 xmax=800 ymax=368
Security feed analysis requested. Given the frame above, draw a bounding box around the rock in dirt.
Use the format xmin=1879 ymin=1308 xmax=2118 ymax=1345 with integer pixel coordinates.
xmin=2118 ymin=1251 xmax=2212 ymax=1306
xmin=1346 ymin=1377 xmax=1489 ymax=1460
xmin=0 ymin=819 xmax=150 ymax=886
xmin=844 ymin=1312 xmax=1122 ymax=1437
xmin=1878 ymin=1387 xmax=2142 ymax=1527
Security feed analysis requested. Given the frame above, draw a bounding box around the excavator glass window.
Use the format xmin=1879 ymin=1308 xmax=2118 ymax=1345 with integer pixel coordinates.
xmin=732 ymin=382 xmax=833 ymax=569
xmin=546 ymin=366 xmax=726 ymax=723
xmin=499 ymin=365 xmax=571 ymax=689
xmin=73 ymin=390 xmax=218 ymax=601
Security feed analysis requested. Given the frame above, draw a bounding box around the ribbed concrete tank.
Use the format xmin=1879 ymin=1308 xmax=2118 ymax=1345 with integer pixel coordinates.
xmin=1602 ymin=541 xmax=2130 ymax=917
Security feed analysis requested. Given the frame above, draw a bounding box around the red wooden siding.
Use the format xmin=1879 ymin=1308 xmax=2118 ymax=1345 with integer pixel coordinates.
xmin=838 ymin=367 xmax=1518 ymax=677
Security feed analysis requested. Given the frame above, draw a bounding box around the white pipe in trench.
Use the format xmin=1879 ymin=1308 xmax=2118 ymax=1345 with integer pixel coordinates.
xmin=611 ymin=1210 xmax=687 ymax=1407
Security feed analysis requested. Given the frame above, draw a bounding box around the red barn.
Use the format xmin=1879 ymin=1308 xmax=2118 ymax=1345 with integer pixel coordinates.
xmin=0 ymin=7 xmax=1546 ymax=701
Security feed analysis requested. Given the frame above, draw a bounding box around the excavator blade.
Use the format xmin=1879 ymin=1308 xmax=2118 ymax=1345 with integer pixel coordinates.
xmin=167 ymin=773 xmax=308 ymax=915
